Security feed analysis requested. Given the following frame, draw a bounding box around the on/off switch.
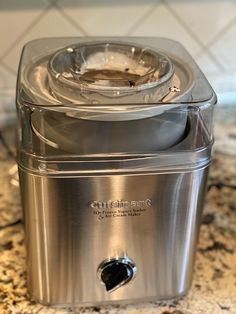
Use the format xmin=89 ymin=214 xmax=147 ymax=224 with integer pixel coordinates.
xmin=98 ymin=257 xmax=137 ymax=292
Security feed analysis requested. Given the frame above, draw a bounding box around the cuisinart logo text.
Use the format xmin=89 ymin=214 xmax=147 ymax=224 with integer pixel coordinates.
xmin=90 ymin=199 xmax=152 ymax=210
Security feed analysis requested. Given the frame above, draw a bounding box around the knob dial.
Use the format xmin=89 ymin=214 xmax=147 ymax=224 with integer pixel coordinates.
xmin=98 ymin=258 xmax=136 ymax=292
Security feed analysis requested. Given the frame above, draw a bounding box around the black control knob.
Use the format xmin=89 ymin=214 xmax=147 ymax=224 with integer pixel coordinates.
xmin=98 ymin=258 xmax=136 ymax=292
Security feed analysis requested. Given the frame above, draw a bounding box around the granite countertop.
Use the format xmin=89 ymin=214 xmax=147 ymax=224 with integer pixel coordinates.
xmin=0 ymin=107 xmax=235 ymax=314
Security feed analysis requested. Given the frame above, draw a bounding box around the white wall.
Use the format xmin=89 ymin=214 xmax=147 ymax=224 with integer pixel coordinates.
xmin=0 ymin=0 xmax=236 ymax=119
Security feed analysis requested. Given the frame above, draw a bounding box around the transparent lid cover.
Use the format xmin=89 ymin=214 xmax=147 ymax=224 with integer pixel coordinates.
xmin=16 ymin=38 xmax=216 ymax=173
xmin=17 ymin=37 xmax=216 ymax=117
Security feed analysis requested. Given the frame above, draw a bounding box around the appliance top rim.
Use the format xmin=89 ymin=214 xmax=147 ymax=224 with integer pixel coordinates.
xmin=17 ymin=36 xmax=217 ymax=108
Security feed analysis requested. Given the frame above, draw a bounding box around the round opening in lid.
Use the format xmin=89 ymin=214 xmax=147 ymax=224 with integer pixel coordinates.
xmin=48 ymin=42 xmax=174 ymax=96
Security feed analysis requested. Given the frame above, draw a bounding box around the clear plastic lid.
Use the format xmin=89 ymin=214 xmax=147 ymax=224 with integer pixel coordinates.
xmin=18 ymin=37 xmax=216 ymax=107
xmin=16 ymin=37 xmax=216 ymax=174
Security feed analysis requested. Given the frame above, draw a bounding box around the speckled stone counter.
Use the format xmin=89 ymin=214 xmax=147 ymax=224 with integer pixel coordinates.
xmin=0 ymin=107 xmax=236 ymax=314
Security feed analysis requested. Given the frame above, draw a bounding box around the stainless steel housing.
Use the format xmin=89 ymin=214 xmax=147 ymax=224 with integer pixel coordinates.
xmin=19 ymin=164 xmax=209 ymax=305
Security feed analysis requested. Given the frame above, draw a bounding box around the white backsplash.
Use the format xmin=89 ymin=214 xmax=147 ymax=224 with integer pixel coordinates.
xmin=0 ymin=0 xmax=236 ymax=118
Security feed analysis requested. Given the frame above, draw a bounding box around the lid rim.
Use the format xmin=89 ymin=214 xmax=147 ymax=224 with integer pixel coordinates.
xmin=48 ymin=41 xmax=174 ymax=93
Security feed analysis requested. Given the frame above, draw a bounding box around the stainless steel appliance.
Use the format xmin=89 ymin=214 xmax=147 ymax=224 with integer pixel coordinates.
xmin=16 ymin=37 xmax=216 ymax=306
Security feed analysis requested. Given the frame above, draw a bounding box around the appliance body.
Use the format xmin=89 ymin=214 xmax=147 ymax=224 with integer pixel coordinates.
xmin=20 ymin=168 xmax=208 ymax=305
xmin=16 ymin=37 xmax=216 ymax=306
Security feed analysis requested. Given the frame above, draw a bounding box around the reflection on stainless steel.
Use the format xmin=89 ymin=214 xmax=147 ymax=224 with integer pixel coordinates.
xmin=20 ymin=167 xmax=208 ymax=304
xmin=16 ymin=37 xmax=216 ymax=306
